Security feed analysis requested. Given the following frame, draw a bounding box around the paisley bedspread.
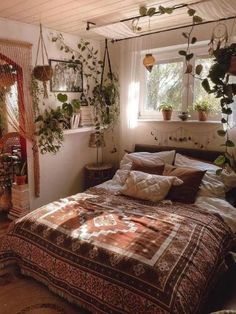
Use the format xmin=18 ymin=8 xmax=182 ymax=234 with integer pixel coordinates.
xmin=0 ymin=188 xmax=234 ymax=314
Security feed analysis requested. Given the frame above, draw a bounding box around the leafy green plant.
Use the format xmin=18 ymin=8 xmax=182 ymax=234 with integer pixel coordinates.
xmin=35 ymin=107 xmax=68 ymax=154
xmin=158 ymin=103 xmax=173 ymax=111
xmin=201 ymin=43 xmax=236 ymax=170
xmin=57 ymin=93 xmax=81 ymax=128
xmin=194 ymin=101 xmax=212 ymax=112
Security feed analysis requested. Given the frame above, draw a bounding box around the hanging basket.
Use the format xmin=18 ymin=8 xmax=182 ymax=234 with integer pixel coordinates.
xmin=33 ymin=65 xmax=53 ymax=81
xmin=228 ymin=56 xmax=236 ymax=76
xmin=0 ymin=72 xmax=16 ymax=88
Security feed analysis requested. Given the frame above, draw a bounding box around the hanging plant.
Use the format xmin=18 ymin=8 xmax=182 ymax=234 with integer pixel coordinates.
xmin=51 ymin=34 xmax=119 ymax=153
xmin=33 ymin=24 xmax=53 ymax=98
xmin=35 ymin=106 xmax=69 ymax=154
xmin=202 ymin=43 xmax=236 ymax=171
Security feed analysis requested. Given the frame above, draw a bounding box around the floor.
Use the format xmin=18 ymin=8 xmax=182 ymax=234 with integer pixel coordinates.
xmin=0 ymin=212 xmax=236 ymax=314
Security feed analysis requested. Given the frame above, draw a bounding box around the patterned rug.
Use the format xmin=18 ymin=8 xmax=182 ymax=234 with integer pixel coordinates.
xmin=0 ymin=269 xmax=89 ymax=314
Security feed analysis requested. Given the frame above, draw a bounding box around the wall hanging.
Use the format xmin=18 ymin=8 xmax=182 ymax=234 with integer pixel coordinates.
xmin=151 ymin=125 xmax=220 ymax=150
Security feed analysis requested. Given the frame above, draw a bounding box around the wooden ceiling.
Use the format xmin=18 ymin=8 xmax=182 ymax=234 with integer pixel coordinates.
xmin=0 ymin=0 xmax=205 ymax=39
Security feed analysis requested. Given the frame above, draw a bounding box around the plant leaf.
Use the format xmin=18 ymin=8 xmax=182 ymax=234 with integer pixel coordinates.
xmin=195 ymin=64 xmax=203 ymax=75
xmin=147 ymin=7 xmax=156 ymax=17
xmin=57 ymin=93 xmax=68 ymax=103
xmin=217 ymin=129 xmax=227 ymax=137
xmin=202 ymin=79 xmax=211 ymax=93
xmin=187 ymin=8 xmax=196 ymax=16
xmin=191 ymin=37 xmax=197 ymax=44
xmin=193 ymin=15 xmax=203 ymax=23
xmin=139 ymin=6 xmax=147 ymax=16
xmin=214 ymin=155 xmax=226 ymax=166
xmin=186 ymin=53 xmax=194 ymax=61
xmin=178 ymin=50 xmax=187 ymax=56
xmin=225 ymin=139 xmax=235 ymax=147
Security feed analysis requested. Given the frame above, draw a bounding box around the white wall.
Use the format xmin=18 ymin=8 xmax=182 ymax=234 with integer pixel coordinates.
xmin=0 ymin=17 xmax=100 ymax=209
xmin=107 ymin=20 xmax=236 ymax=163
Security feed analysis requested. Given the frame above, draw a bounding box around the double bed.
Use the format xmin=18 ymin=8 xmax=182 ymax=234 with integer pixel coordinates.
xmin=0 ymin=145 xmax=235 ymax=314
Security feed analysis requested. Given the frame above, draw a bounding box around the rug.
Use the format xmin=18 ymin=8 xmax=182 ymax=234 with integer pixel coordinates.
xmin=0 ymin=269 xmax=89 ymax=314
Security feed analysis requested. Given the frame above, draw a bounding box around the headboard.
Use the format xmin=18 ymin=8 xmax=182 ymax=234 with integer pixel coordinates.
xmin=134 ymin=144 xmax=221 ymax=162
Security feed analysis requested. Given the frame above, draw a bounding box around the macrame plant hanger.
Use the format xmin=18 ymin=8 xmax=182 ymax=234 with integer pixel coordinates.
xmin=33 ymin=23 xmax=53 ymax=98
xmin=100 ymin=38 xmax=114 ymax=117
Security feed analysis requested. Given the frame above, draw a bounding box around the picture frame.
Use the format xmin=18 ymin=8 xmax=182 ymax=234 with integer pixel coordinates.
xmin=49 ymin=59 xmax=83 ymax=93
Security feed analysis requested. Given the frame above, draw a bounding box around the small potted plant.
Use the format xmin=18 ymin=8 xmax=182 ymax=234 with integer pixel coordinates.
xmin=194 ymin=101 xmax=211 ymax=121
xmin=15 ymin=161 xmax=27 ymax=185
xmin=158 ymin=103 xmax=173 ymax=121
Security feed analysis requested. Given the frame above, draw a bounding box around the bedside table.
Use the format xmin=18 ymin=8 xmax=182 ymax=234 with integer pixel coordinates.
xmin=84 ymin=163 xmax=113 ymax=189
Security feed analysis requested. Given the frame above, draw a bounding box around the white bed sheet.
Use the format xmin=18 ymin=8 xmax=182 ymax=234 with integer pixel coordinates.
xmin=99 ymin=179 xmax=236 ymax=233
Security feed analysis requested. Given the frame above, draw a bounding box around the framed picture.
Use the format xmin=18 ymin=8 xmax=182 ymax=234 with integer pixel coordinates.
xmin=49 ymin=59 xmax=83 ymax=92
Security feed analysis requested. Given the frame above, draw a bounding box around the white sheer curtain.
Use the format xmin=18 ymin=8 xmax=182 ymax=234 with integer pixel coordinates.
xmin=118 ymin=37 xmax=142 ymax=158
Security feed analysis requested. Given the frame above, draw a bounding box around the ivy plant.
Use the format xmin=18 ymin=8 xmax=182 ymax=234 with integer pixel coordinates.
xmin=202 ymin=43 xmax=236 ymax=171
xmin=35 ymin=107 xmax=69 ymax=154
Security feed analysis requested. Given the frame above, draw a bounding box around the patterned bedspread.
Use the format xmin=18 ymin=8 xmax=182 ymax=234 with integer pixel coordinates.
xmin=0 ymin=188 xmax=234 ymax=314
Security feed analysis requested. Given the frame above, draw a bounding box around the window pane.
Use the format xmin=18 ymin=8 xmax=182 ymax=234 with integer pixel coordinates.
xmin=194 ymin=57 xmax=220 ymax=111
xmin=145 ymin=60 xmax=183 ymax=111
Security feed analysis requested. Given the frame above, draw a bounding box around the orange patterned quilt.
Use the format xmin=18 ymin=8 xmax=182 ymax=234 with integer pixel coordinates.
xmin=0 ymin=188 xmax=234 ymax=314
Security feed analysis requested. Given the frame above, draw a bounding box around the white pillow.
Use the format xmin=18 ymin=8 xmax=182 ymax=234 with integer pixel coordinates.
xmin=112 ymin=169 xmax=130 ymax=185
xmin=174 ymin=153 xmax=225 ymax=198
xmin=120 ymin=151 xmax=176 ymax=170
xmin=121 ymin=171 xmax=183 ymax=202
xmin=174 ymin=153 xmax=220 ymax=172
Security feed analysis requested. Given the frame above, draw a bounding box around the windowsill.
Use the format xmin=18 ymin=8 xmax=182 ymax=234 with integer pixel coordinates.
xmin=137 ymin=119 xmax=221 ymax=125
xmin=63 ymin=126 xmax=94 ymax=135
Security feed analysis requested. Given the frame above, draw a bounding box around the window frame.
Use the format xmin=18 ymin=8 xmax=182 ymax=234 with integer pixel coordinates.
xmin=138 ymin=44 xmax=221 ymax=121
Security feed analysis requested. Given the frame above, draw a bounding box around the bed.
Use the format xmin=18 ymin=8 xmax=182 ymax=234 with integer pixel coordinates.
xmin=0 ymin=145 xmax=235 ymax=314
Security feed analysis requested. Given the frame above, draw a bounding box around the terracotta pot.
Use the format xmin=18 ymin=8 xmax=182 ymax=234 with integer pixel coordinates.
xmin=0 ymin=73 xmax=16 ymax=88
xmin=228 ymin=56 xmax=236 ymax=76
xmin=162 ymin=110 xmax=172 ymax=121
xmin=198 ymin=110 xmax=208 ymax=121
xmin=15 ymin=175 xmax=27 ymax=185
xmin=33 ymin=65 xmax=53 ymax=82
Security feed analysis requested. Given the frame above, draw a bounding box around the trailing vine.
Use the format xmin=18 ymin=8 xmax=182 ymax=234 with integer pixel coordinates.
xmin=202 ymin=43 xmax=236 ymax=171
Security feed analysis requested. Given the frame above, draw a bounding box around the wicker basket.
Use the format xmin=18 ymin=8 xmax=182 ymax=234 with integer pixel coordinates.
xmin=33 ymin=65 xmax=53 ymax=82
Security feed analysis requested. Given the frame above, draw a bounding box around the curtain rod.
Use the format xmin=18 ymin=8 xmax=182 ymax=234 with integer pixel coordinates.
xmin=114 ymin=15 xmax=236 ymax=42
xmin=87 ymin=0 xmax=204 ymax=31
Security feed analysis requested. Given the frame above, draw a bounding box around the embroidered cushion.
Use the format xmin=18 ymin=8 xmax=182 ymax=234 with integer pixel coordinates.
xmin=121 ymin=171 xmax=183 ymax=202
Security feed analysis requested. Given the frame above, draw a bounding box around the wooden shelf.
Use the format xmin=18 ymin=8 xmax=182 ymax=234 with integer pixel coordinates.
xmin=63 ymin=126 xmax=94 ymax=135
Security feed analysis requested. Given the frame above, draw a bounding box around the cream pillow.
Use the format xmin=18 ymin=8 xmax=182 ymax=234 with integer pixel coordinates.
xmin=120 ymin=150 xmax=176 ymax=170
xmin=121 ymin=171 xmax=183 ymax=202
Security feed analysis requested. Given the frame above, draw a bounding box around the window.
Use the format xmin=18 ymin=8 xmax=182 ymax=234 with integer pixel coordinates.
xmin=145 ymin=60 xmax=183 ymax=111
xmin=139 ymin=46 xmax=221 ymax=120
xmin=193 ymin=57 xmax=219 ymax=112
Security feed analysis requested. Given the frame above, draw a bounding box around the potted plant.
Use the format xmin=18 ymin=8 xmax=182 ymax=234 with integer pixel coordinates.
xmin=194 ymin=101 xmax=211 ymax=121
xmin=158 ymin=103 xmax=173 ymax=121
xmin=57 ymin=93 xmax=81 ymax=129
xmin=15 ymin=161 xmax=27 ymax=185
